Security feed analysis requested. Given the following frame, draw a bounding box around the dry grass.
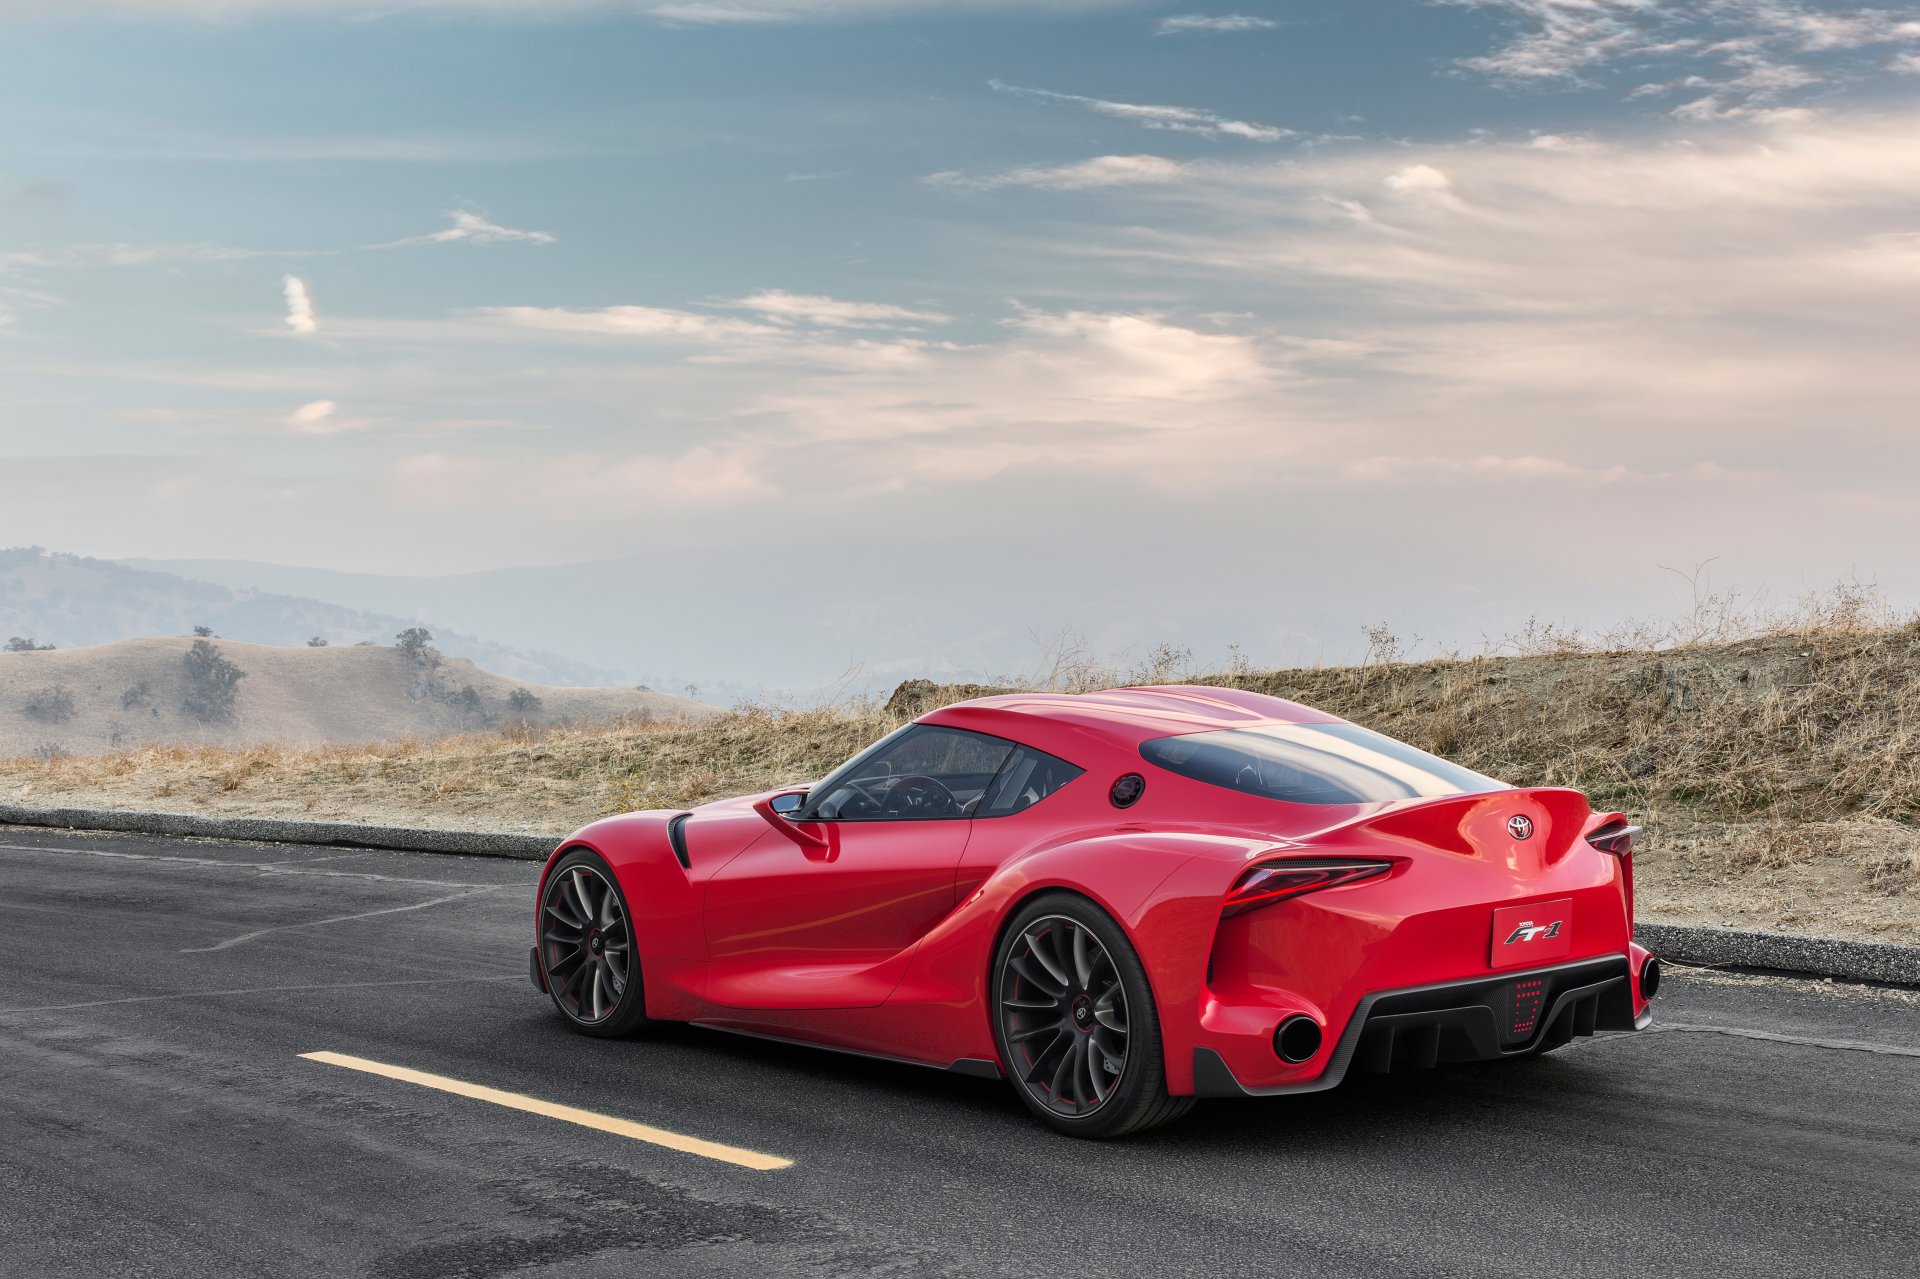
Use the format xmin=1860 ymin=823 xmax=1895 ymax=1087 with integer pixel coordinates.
xmin=3 ymin=607 xmax=1918 ymax=942
xmin=0 ymin=706 xmax=908 ymax=836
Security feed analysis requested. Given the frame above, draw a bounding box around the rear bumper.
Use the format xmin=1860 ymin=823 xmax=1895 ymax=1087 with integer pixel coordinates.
xmin=1193 ymin=954 xmax=1640 ymax=1098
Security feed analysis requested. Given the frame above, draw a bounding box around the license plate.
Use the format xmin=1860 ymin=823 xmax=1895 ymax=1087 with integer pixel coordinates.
xmin=1490 ymin=898 xmax=1573 ymax=968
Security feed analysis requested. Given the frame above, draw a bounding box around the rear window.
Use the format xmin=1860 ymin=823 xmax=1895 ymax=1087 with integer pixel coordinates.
xmin=1139 ymin=723 xmax=1505 ymax=806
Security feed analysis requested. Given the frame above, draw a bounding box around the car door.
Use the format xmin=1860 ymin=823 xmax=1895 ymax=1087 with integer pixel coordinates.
xmin=702 ymin=725 xmax=1015 ymax=1009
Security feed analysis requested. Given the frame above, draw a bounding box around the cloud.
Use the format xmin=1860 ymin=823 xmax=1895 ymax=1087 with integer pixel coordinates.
xmin=477 ymin=304 xmax=784 ymax=341
xmin=1895 ymin=51 xmax=1920 ymax=72
xmin=412 ymin=298 xmax=1285 ymax=488
xmin=1 ymin=242 xmax=278 ymax=270
xmin=1435 ymin=0 xmax=1920 ymax=118
xmin=1 ymin=0 xmax=1141 ymax=20
xmin=285 ymin=400 xmax=338 ymax=431
xmin=1436 ymin=0 xmax=1671 ymax=81
xmin=1155 ymin=13 xmax=1279 ymax=34
xmin=474 ymin=290 xmax=950 ymax=341
xmin=721 ymin=290 xmax=950 ymax=328
xmin=282 ymin=275 xmax=317 ymax=336
xmin=1345 ymin=454 xmax=1634 ymax=485
xmin=645 ymin=3 xmax=793 ymax=20
xmin=1020 ymin=108 xmax=1920 ymax=450
xmin=925 ymin=154 xmax=1188 ymax=190
xmin=989 ymin=80 xmax=1292 ymax=142
xmin=375 ymin=209 xmax=556 ymax=249
xmin=722 ymin=307 xmax=1284 ymax=489
xmin=1383 ymin=162 xmax=1456 ymax=197
xmin=383 ymin=445 xmax=779 ymax=513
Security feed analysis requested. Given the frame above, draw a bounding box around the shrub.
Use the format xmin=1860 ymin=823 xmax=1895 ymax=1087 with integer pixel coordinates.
xmin=22 ymin=684 xmax=75 ymax=722
xmin=121 ymin=681 xmax=152 ymax=710
xmin=508 ymin=688 xmax=543 ymax=715
xmin=182 ymin=639 xmax=246 ymax=722
xmin=307 ymin=636 xmax=329 ymax=648
xmin=5 ymin=636 xmax=54 ymax=652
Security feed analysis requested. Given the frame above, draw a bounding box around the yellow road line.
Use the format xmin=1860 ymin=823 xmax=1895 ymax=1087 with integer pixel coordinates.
xmin=299 ymin=1051 xmax=792 ymax=1171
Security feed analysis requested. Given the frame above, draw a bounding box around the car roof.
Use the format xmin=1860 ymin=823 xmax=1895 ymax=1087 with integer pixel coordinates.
xmin=921 ymin=684 xmax=1345 ymax=752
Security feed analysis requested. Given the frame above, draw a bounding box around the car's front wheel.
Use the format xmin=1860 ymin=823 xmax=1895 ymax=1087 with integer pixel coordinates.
xmin=538 ymin=848 xmax=653 ymax=1038
xmin=992 ymin=892 xmax=1194 ymax=1139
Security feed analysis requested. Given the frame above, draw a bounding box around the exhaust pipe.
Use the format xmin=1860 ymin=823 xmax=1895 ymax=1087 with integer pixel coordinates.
xmin=1640 ymin=955 xmax=1662 ymax=1000
xmin=1274 ymin=1015 xmax=1324 ymax=1064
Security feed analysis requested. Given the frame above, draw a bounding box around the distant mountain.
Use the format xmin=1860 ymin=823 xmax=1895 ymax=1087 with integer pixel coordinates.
xmin=122 ymin=554 xmax=812 ymax=703
xmin=1 ymin=548 xmax=626 ymax=688
xmin=0 ymin=636 xmax=714 ymax=757
xmin=117 ymin=552 xmax=1097 ymax=702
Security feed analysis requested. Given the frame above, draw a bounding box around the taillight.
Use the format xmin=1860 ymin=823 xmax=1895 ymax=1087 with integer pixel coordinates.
xmin=1222 ymin=859 xmax=1392 ymax=917
xmin=1587 ymin=822 xmax=1639 ymax=857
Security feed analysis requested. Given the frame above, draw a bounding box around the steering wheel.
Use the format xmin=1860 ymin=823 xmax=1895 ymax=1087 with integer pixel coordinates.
xmin=880 ymin=774 xmax=959 ymax=817
xmin=835 ymin=777 xmax=886 ymax=818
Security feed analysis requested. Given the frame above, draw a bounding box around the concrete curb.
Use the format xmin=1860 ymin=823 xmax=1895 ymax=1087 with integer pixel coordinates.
xmin=1633 ymin=921 xmax=1919 ymax=987
xmin=2 ymin=803 xmax=1915 ymax=985
xmin=0 ymin=804 xmax=558 ymax=861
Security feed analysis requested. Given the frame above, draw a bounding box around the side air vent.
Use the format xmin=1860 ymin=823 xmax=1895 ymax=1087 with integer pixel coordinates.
xmin=666 ymin=813 xmax=693 ymax=869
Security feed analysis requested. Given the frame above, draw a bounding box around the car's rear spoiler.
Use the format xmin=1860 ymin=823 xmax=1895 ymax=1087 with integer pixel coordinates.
xmin=1350 ymin=787 xmax=1593 ymax=861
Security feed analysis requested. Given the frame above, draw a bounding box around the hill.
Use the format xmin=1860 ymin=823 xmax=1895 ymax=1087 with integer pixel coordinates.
xmin=0 ymin=548 xmax=626 ymax=688
xmin=0 ymin=637 xmax=713 ymax=756
xmin=3 ymin=625 xmax=1915 ymax=942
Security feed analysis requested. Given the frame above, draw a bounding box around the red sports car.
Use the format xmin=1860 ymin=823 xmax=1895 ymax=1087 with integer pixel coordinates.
xmin=531 ymin=686 xmax=1659 ymax=1138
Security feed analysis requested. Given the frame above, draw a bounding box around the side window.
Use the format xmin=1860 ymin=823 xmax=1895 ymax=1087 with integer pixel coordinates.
xmin=803 ymin=726 xmax=1015 ymax=821
xmin=978 ymin=747 xmax=1084 ymax=817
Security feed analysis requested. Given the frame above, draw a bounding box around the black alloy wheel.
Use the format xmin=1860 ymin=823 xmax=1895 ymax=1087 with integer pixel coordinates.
xmin=539 ymin=850 xmax=651 ymax=1037
xmin=1000 ymin=914 xmax=1130 ymax=1114
xmin=993 ymin=893 xmax=1194 ymax=1138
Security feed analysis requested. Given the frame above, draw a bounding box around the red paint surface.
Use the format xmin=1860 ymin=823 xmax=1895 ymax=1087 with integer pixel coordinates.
xmin=534 ymin=685 xmax=1645 ymax=1094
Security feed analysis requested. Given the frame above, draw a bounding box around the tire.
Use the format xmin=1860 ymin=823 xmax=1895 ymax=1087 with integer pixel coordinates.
xmin=537 ymin=848 xmax=653 ymax=1038
xmin=991 ymin=891 xmax=1195 ymax=1139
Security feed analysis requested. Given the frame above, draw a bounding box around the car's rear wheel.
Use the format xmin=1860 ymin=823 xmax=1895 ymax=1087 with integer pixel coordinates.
xmin=538 ymin=849 xmax=652 ymax=1037
xmin=992 ymin=892 xmax=1194 ymax=1139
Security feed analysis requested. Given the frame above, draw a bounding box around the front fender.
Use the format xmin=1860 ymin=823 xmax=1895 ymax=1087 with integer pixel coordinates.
xmin=536 ymin=811 xmax=706 ymax=962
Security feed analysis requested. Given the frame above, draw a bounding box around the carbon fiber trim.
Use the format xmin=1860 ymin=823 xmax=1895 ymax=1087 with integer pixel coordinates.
xmin=666 ymin=813 xmax=693 ymax=869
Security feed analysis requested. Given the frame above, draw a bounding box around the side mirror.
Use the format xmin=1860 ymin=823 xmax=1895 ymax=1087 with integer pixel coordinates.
xmin=753 ymin=790 xmax=828 ymax=850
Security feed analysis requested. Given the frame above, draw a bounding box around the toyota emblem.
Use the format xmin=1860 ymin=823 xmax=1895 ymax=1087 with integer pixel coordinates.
xmin=1507 ymin=815 xmax=1534 ymax=841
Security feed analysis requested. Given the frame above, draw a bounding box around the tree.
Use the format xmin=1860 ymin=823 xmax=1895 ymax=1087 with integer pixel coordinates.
xmin=395 ymin=627 xmax=440 ymax=668
xmin=191 ymin=625 xmax=215 ymax=638
xmin=5 ymin=637 xmax=53 ymax=652
xmin=307 ymin=636 xmax=329 ymax=647
xmin=121 ymin=681 xmax=152 ymax=710
xmin=22 ymin=685 xmax=75 ymax=722
xmin=508 ymin=688 xmax=542 ymax=715
xmin=182 ymin=639 xmax=246 ymax=722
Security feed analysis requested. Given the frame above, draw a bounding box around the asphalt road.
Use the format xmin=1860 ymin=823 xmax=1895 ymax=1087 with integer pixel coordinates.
xmin=1 ymin=827 xmax=1915 ymax=1279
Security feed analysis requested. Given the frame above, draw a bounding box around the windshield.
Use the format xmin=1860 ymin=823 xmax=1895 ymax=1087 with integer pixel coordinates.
xmin=1139 ymin=723 xmax=1506 ymax=806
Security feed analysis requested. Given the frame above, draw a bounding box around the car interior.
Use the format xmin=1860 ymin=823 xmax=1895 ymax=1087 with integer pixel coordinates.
xmin=803 ymin=726 xmax=1082 ymax=821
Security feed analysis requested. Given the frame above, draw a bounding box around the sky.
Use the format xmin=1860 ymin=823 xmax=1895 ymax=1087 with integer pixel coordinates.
xmin=3 ymin=1 xmax=1920 ymax=686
